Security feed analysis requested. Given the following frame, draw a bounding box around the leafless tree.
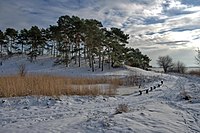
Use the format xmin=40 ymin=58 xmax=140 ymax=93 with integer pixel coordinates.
xmin=172 ymin=61 xmax=187 ymax=73
xmin=18 ymin=64 xmax=27 ymax=77
xmin=195 ymin=49 xmax=200 ymax=65
xmin=157 ymin=55 xmax=173 ymax=73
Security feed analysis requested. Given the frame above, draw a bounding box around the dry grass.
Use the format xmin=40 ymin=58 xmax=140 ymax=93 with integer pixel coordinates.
xmin=0 ymin=75 xmax=121 ymax=98
xmin=115 ymin=104 xmax=129 ymax=114
xmin=68 ymin=76 xmax=122 ymax=85
xmin=122 ymin=75 xmax=141 ymax=86
xmin=188 ymin=69 xmax=200 ymax=76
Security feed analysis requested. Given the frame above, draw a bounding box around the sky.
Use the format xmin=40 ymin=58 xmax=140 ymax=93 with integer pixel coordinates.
xmin=0 ymin=0 xmax=200 ymax=67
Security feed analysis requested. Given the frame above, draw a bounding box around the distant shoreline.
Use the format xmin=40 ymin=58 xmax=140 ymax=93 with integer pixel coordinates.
xmin=150 ymin=67 xmax=200 ymax=72
xmin=151 ymin=67 xmax=200 ymax=68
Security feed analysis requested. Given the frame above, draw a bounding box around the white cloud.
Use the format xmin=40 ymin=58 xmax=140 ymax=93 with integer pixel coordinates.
xmin=0 ymin=0 xmax=200 ymax=66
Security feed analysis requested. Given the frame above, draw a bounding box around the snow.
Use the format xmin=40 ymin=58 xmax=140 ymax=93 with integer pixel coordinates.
xmin=0 ymin=55 xmax=161 ymax=77
xmin=0 ymin=56 xmax=200 ymax=133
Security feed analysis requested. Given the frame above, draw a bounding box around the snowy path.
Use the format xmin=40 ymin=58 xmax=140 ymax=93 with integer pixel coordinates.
xmin=0 ymin=74 xmax=200 ymax=133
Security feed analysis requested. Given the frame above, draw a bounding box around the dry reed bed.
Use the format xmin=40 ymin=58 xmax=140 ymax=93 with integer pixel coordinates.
xmin=0 ymin=75 xmax=122 ymax=98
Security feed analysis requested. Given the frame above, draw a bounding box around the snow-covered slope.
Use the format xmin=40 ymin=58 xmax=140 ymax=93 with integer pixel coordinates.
xmin=0 ymin=55 xmax=163 ymax=77
xmin=0 ymin=55 xmax=137 ymax=77
xmin=0 ymin=56 xmax=200 ymax=133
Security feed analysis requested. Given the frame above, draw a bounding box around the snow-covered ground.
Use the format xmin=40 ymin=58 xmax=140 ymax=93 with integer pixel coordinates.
xmin=0 ymin=55 xmax=136 ymax=77
xmin=0 ymin=56 xmax=200 ymax=133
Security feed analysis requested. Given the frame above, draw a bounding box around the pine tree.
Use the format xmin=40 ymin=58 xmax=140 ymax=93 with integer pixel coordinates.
xmin=57 ymin=15 xmax=75 ymax=67
xmin=17 ymin=29 xmax=29 ymax=54
xmin=108 ymin=28 xmax=129 ymax=68
xmin=70 ymin=16 xmax=84 ymax=67
xmin=1 ymin=15 xmax=151 ymax=71
xmin=5 ymin=28 xmax=18 ymax=55
xmin=84 ymin=19 xmax=103 ymax=71
xmin=48 ymin=25 xmax=62 ymax=57
xmin=27 ymin=26 xmax=43 ymax=62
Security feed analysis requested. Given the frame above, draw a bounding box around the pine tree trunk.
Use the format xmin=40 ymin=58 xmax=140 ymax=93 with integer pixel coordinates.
xmin=89 ymin=55 xmax=91 ymax=68
xmin=108 ymin=50 xmax=111 ymax=69
xmin=88 ymin=49 xmax=92 ymax=68
xmin=65 ymin=52 xmax=69 ymax=67
xmin=101 ymin=54 xmax=104 ymax=71
xmin=74 ymin=44 xmax=77 ymax=65
xmin=41 ymin=48 xmax=44 ymax=55
xmin=21 ymin=43 xmax=24 ymax=54
xmin=83 ymin=44 xmax=87 ymax=66
xmin=75 ymin=53 xmax=77 ymax=64
xmin=0 ymin=44 xmax=2 ymax=57
xmin=98 ymin=50 xmax=101 ymax=69
xmin=92 ymin=54 xmax=94 ymax=72
xmin=50 ymin=46 xmax=53 ymax=56
xmin=53 ymin=42 xmax=55 ymax=57
xmin=56 ymin=42 xmax=59 ymax=57
xmin=78 ymin=45 xmax=81 ymax=67
xmin=10 ymin=39 xmax=13 ymax=53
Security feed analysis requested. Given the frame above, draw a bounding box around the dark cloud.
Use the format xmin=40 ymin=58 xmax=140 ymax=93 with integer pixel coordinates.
xmin=163 ymin=8 xmax=195 ymax=16
xmin=143 ymin=17 xmax=166 ymax=25
xmin=181 ymin=0 xmax=200 ymax=6
xmin=139 ymin=46 xmax=159 ymax=50
xmin=156 ymin=40 xmax=189 ymax=45
xmin=193 ymin=36 xmax=200 ymax=40
xmin=129 ymin=0 xmax=154 ymax=5
xmin=170 ymin=26 xmax=200 ymax=32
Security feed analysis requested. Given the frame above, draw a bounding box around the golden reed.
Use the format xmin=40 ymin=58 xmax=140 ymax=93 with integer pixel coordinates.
xmin=0 ymin=75 xmax=122 ymax=97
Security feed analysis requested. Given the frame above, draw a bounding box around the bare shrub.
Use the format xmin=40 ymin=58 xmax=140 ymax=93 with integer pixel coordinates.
xmin=115 ymin=104 xmax=129 ymax=114
xmin=18 ymin=64 xmax=27 ymax=77
xmin=170 ymin=61 xmax=187 ymax=74
xmin=195 ymin=48 xmax=200 ymax=66
xmin=177 ymin=81 xmax=192 ymax=101
xmin=189 ymin=70 xmax=200 ymax=76
xmin=180 ymin=89 xmax=192 ymax=100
